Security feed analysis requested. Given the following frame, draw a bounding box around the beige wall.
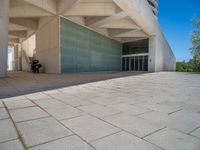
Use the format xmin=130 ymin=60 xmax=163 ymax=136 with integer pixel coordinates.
xmin=21 ymin=34 xmax=36 ymax=71
xmin=36 ymin=16 xmax=60 ymax=74
xmin=0 ymin=0 xmax=9 ymax=77
xmin=131 ymin=0 xmax=176 ymax=71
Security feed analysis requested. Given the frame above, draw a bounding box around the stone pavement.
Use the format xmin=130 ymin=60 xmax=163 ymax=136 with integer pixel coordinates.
xmin=0 ymin=72 xmax=200 ymax=150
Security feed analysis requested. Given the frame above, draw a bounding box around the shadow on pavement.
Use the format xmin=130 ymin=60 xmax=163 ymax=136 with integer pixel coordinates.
xmin=0 ymin=71 xmax=148 ymax=99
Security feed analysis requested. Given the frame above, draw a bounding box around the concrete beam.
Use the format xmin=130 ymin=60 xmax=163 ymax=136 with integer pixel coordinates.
xmin=9 ymin=31 xmax=27 ymax=39
xmin=113 ymin=0 xmax=154 ymax=36
xmin=10 ymin=4 xmax=54 ymax=18
xmin=100 ymin=17 xmax=140 ymax=29
xmin=108 ymin=29 xmax=133 ymax=37
xmin=10 ymin=18 xmax=38 ymax=30
xmin=121 ymin=37 xmax=148 ymax=43
xmin=112 ymin=29 xmax=148 ymax=38
xmin=0 ymin=0 xmax=9 ymax=77
xmin=63 ymin=2 xmax=116 ymax=16
xmin=9 ymin=23 xmax=30 ymax=31
xmin=23 ymin=0 xmax=57 ymax=15
xmin=86 ymin=12 xmax=127 ymax=28
xmin=58 ymin=0 xmax=80 ymax=15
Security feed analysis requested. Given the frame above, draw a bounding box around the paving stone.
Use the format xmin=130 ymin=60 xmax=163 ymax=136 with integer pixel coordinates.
xmin=61 ymin=115 xmax=120 ymax=142
xmin=78 ymin=104 xmax=120 ymax=117
xmin=109 ymin=103 xmax=151 ymax=116
xmin=145 ymin=128 xmax=200 ymax=150
xmin=191 ymin=128 xmax=200 ymax=138
xmin=102 ymin=113 xmax=164 ymax=138
xmin=43 ymin=90 xmax=62 ymax=95
xmin=134 ymin=102 xmax=182 ymax=114
xmin=91 ymin=131 xmax=162 ymax=150
xmin=4 ymin=99 xmax=35 ymax=109
xmin=2 ymin=96 xmax=26 ymax=102
xmin=25 ymin=93 xmax=51 ymax=101
xmin=16 ymin=117 xmax=72 ymax=147
xmin=51 ymin=94 xmax=92 ymax=107
xmin=10 ymin=107 xmax=49 ymax=122
xmin=34 ymin=98 xmax=65 ymax=108
xmin=0 ymin=100 xmax=4 ymax=107
xmin=0 ymin=139 xmax=25 ymax=150
xmin=0 ymin=108 xmax=9 ymax=119
xmin=139 ymin=111 xmax=200 ymax=134
xmin=0 ymin=119 xmax=18 ymax=143
xmin=88 ymin=96 xmax=122 ymax=106
xmin=29 ymin=135 xmax=94 ymax=150
xmin=44 ymin=105 xmax=83 ymax=120
xmin=60 ymin=97 xmax=92 ymax=107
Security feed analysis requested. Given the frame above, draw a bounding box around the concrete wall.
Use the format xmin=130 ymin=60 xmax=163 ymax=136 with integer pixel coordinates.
xmin=36 ymin=16 xmax=60 ymax=74
xmin=0 ymin=0 xmax=9 ymax=77
xmin=130 ymin=0 xmax=176 ymax=71
xmin=60 ymin=17 xmax=122 ymax=73
xmin=21 ymin=34 xmax=36 ymax=71
xmin=154 ymin=32 xmax=176 ymax=71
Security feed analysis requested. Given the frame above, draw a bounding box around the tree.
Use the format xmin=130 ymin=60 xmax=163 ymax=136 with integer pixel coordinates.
xmin=190 ymin=18 xmax=200 ymax=72
xmin=176 ymin=60 xmax=194 ymax=72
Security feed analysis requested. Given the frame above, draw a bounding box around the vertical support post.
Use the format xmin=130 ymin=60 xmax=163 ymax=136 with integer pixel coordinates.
xmin=148 ymin=36 xmax=156 ymax=72
xmin=0 ymin=0 xmax=9 ymax=77
xmin=13 ymin=45 xmax=19 ymax=71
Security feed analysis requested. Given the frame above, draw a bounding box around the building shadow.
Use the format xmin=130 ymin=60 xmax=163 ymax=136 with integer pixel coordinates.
xmin=0 ymin=71 xmax=149 ymax=99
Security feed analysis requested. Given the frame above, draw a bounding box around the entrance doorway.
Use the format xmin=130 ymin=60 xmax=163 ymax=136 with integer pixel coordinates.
xmin=122 ymin=54 xmax=148 ymax=71
xmin=122 ymin=39 xmax=149 ymax=72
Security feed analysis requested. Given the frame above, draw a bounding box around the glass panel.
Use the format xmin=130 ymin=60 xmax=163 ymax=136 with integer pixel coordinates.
xmin=139 ymin=56 xmax=143 ymax=71
xmin=131 ymin=57 xmax=135 ymax=71
xmin=144 ymin=56 xmax=148 ymax=71
xmin=122 ymin=58 xmax=125 ymax=71
xmin=126 ymin=58 xmax=129 ymax=71
xmin=135 ymin=56 xmax=139 ymax=71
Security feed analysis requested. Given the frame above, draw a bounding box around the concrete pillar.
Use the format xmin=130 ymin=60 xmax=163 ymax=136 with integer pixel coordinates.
xmin=148 ymin=36 xmax=156 ymax=72
xmin=0 ymin=0 xmax=9 ymax=77
xmin=18 ymin=44 xmax=22 ymax=71
xmin=13 ymin=45 xmax=19 ymax=71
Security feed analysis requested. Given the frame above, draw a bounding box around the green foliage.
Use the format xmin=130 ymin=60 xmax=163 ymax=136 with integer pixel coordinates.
xmin=176 ymin=60 xmax=194 ymax=72
xmin=190 ymin=18 xmax=200 ymax=72
xmin=177 ymin=18 xmax=200 ymax=72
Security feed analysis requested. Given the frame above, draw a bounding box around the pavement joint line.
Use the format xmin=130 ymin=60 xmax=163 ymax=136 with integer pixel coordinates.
xmin=15 ymin=116 xmax=50 ymax=124
xmin=94 ymin=113 xmax=166 ymax=150
xmin=0 ymin=138 xmax=19 ymax=144
xmin=26 ymin=134 xmax=75 ymax=149
xmin=134 ymin=110 xmax=155 ymax=117
xmin=2 ymin=101 xmax=27 ymax=150
xmin=58 ymin=115 xmax=98 ymax=150
xmin=188 ymin=126 xmax=200 ymax=134
xmin=167 ymin=108 xmax=183 ymax=115
xmin=142 ymin=127 xmax=167 ymax=139
xmin=58 ymin=114 xmax=85 ymax=122
xmin=6 ymin=105 xmax=36 ymax=111
xmin=79 ymin=109 xmax=153 ymax=140
xmin=0 ymin=117 xmax=10 ymax=120
xmin=89 ymin=130 xmax=123 ymax=143
xmin=26 ymin=97 xmax=97 ymax=150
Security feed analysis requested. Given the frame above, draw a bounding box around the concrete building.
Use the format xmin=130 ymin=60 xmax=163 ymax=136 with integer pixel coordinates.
xmin=0 ymin=0 xmax=176 ymax=77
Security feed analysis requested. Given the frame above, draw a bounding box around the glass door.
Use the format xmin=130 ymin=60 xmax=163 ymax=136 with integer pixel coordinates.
xmin=122 ymin=55 xmax=148 ymax=72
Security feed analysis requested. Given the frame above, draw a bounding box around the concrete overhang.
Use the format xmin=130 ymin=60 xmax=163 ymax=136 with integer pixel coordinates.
xmin=7 ymin=0 xmax=162 ymax=45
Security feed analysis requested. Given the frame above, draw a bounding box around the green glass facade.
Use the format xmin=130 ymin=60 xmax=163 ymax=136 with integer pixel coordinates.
xmin=60 ymin=17 xmax=122 ymax=73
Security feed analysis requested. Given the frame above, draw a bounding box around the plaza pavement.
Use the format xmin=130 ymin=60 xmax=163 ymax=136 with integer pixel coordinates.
xmin=0 ymin=72 xmax=200 ymax=150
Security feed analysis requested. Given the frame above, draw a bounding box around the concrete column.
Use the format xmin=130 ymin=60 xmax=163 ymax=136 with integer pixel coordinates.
xmin=0 ymin=0 xmax=9 ymax=77
xmin=17 ymin=44 xmax=22 ymax=71
xmin=148 ymin=36 xmax=156 ymax=72
xmin=13 ymin=45 xmax=19 ymax=71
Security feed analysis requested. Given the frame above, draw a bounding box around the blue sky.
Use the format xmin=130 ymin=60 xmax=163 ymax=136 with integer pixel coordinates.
xmin=158 ymin=0 xmax=200 ymax=62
